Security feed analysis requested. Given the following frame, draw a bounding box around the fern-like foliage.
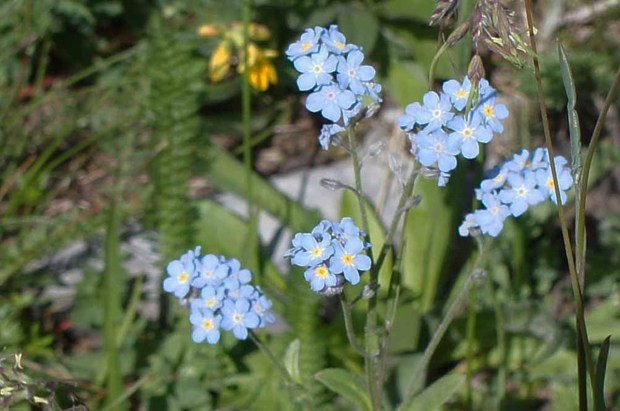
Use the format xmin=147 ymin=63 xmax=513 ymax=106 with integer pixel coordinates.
xmin=146 ymin=19 xmax=202 ymax=268
xmin=287 ymin=271 xmax=332 ymax=409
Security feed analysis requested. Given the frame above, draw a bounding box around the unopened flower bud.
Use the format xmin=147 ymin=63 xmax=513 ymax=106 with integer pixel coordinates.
xmin=446 ymin=22 xmax=471 ymax=46
xmin=468 ymin=55 xmax=485 ymax=88
xmin=320 ymin=178 xmax=345 ymax=191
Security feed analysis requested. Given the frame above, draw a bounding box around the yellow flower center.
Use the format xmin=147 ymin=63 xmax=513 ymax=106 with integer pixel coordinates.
xmin=315 ymin=266 xmax=329 ymax=279
xmin=206 ymin=298 xmax=218 ymax=308
xmin=342 ymin=254 xmax=355 ymax=266
xmin=335 ymin=41 xmax=345 ymax=50
xmin=178 ymin=271 xmax=189 ymax=284
xmin=302 ymin=42 xmax=313 ymax=51
xmin=483 ymin=105 xmax=494 ymax=118
xmin=547 ymin=178 xmax=555 ymax=190
xmin=202 ymin=319 xmax=214 ymax=330
xmin=311 ymin=246 xmax=324 ymax=258
xmin=456 ymin=89 xmax=468 ymax=98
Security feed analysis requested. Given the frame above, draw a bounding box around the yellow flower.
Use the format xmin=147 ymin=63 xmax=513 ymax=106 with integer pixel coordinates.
xmin=239 ymin=44 xmax=278 ymax=91
xmin=198 ymin=24 xmax=219 ymax=37
xmin=209 ymin=42 xmax=232 ymax=82
xmin=249 ymin=59 xmax=278 ymax=91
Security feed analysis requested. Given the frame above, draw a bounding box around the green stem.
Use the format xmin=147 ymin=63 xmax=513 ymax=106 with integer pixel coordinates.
xmin=465 ymin=286 xmax=476 ymax=411
xmin=523 ymin=2 xmax=597 ymax=408
xmin=398 ymin=242 xmax=489 ymax=410
xmin=242 ymin=0 xmax=259 ymax=273
xmin=339 ymin=294 xmax=365 ymax=355
xmin=346 ymin=127 xmax=380 ymax=409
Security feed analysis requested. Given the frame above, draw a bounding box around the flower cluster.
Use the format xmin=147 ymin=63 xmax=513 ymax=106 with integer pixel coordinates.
xmin=286 ymin=25 xmax=382 ymax=150
xmin=399 ymin=77 xmax=508 ymax=186
xmin=163 ymin=247 xmax=275 ymax=344
xmin=459 ymin=147 xmax=574 ymax=237
xmin=285 ymin=218 xmax=372 ymax=295
xmin=199 ymin=22 xmax=278 ymax=91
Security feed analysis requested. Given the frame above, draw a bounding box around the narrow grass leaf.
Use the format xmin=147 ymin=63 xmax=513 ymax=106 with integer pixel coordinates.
xmin=594 ymin=336 xmax=611 ymax=411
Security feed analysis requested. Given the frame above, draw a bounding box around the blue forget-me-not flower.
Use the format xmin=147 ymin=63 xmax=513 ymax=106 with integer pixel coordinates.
xmin=399 ymin=76 xmax=508 ymax=186
xmin=459 ymin=148 xmax=574 ymax=238
xmin=162 ymin=249 xmax=275 ymax=345
xmin=286 ymin=217 xmax=371 ymax=295
xmin=287 ymin=25 xmax=382 ymax=149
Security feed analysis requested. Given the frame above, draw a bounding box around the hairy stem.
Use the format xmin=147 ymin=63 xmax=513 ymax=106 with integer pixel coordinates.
xmin=523 ymin=2 xmax=597 ymax=408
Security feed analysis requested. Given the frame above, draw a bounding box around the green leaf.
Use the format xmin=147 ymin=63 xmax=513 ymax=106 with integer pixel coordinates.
xmin=387 ymin=60 xmax=427 ymax=106
xmin=284 ymin=339 xmax=302 ymax=384
xmin=558 ymin=43 xmax=582 ymax=185
xmin=594 ymin=336 xmax=611 ymax=411
xmin=401 ymin=373 xmax=465 ymax=411
xmin=315 ymin=368 xmax=372 ymax=411
xmin=401 ymin=178 xmax=455 ymax=311
xmin=338 ymin=3 xmax=380 ymax=55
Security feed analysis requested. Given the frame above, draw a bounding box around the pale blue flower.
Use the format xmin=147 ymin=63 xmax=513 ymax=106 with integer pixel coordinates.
xmin=336 ymin=49 xmax=376 ymax=95
xmin=291 ymin=233 xmax=334 ymax=267
xmin=190 ymin=309 xmax=221 ymax=344
xmin=498 ymin=172 xmax=545 ymax=216
xmin=304 ymin=264 xmax=338 ymax=292
xmin=191 ymin=253 xmax=228 ymax=288
xmin=329 ymin=237 xmax=371 ymax=285
xmin=305 ymin=83 xmax=356 ymax=123
xmin=416 ymin=130 xmax=460 ymax=172
xmin=286 ymin=27 xmax=324 ymax=60
xmin=321 ymin=25 xmax=356 ymax=55
xmin=190 ymin=286 xmax=225 ymax=313
xmin=163 ymin=251 xmax=196 ymax=298
xmin=447 ymin=114 xmax=493 ymax=159
xmin=473 ymin=193 xmax=511 ymax=237
xmin=221 ymin=298 xmax=260 ymax=340
xmin=535 ymin=159 xmax=573 ymax=205
xmin=293 ymin=45 xmax=338 ymax=91
xmin=442 ymin=77 xmax=471 ymax=111
xmin=475 ymin=98 xmax=509 ymax=133
xmin=418 ymin=91 xmax=454 ymax=133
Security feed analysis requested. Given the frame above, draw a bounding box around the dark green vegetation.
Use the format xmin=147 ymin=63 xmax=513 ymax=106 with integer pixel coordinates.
xmin=0 ymin=0 xmax=619 ymax=410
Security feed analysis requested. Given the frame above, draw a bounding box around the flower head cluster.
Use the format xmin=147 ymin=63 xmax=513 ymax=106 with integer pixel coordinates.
xmin=459 ymin=148 xmax=574 ymax=237
xmin=199 ymin=22 xmax=278 ymax=91
xmin=162 ymin=247 xmax=275 ymax=344
xmin=399 ymin=77 xmax=508 ymax=186
xmin=286 ymin=25 xmax=382 ymax=150
xmin=285 ymin=218 xmax=372 ymax=295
